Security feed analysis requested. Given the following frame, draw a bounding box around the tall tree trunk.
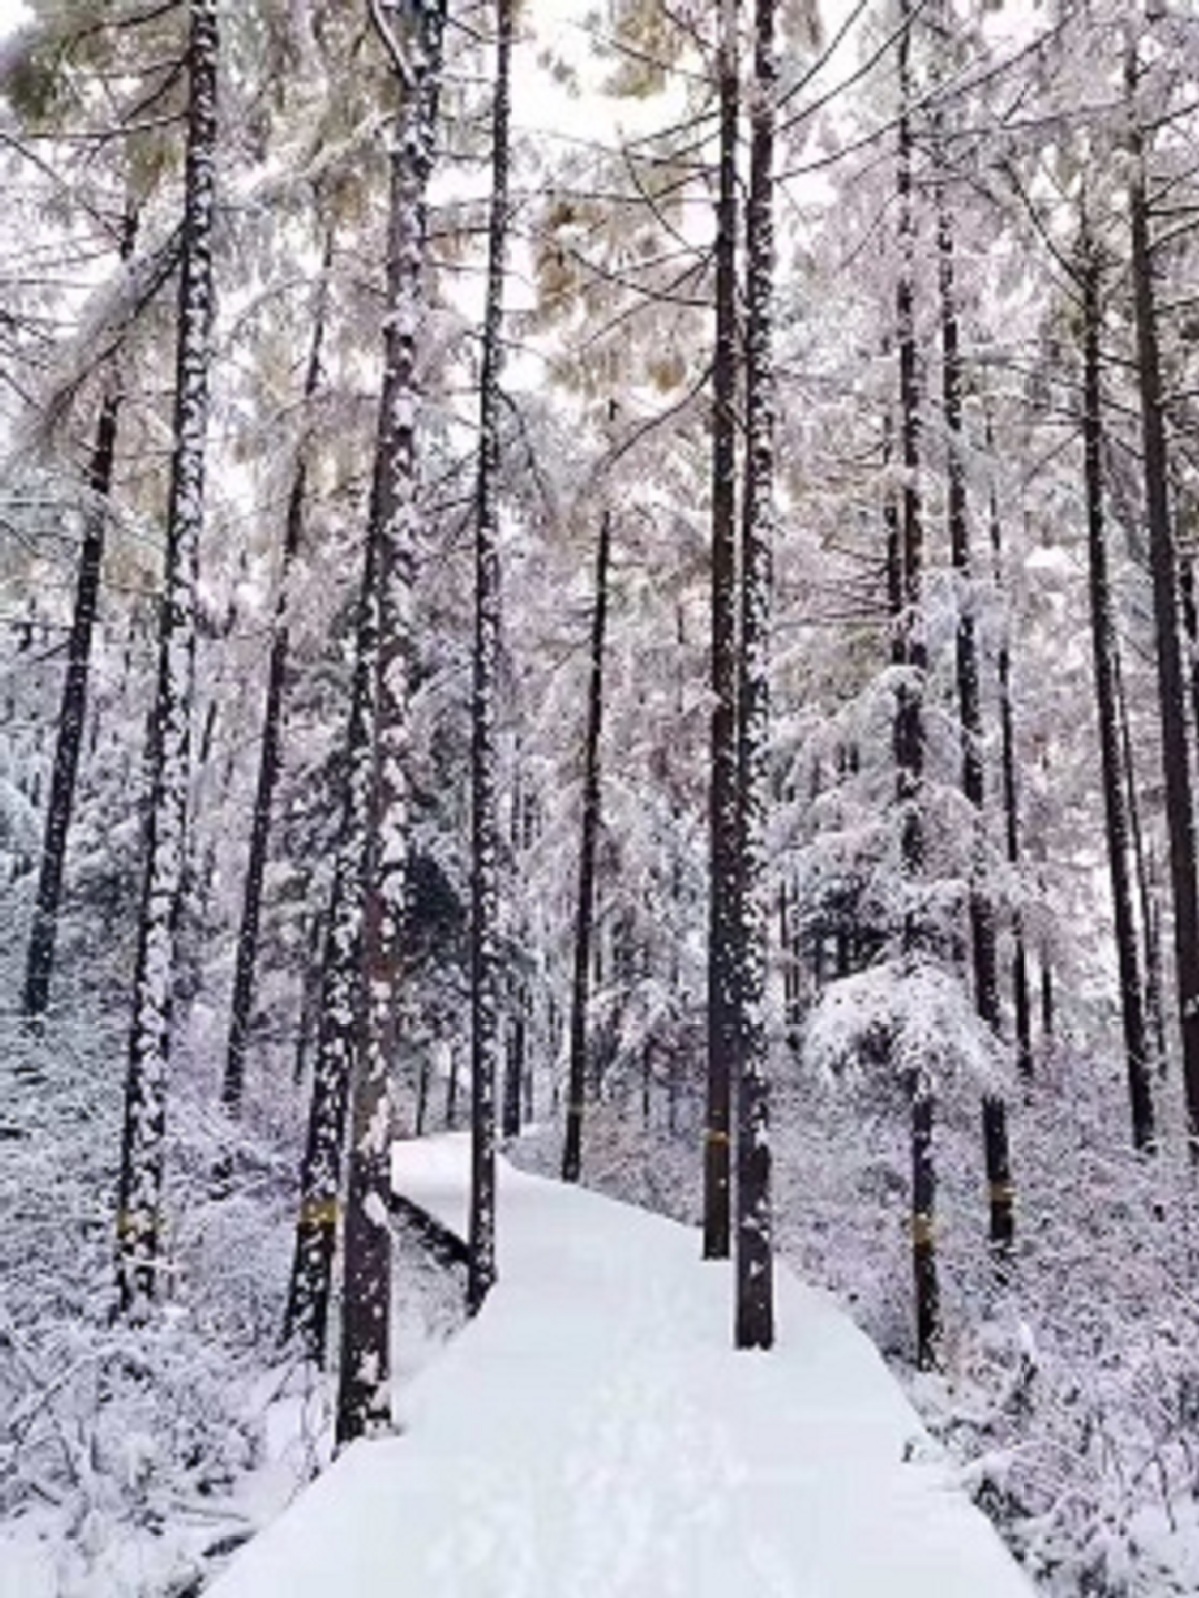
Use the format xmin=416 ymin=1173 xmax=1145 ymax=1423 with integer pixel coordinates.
xmin=911 ymin=1080 xmax=939 ymax=1370
xmin=936 ymin=153 xmax=1014 ymax=1257
xmin=1081 ymin=240 xmax=1155 ymax=1150
xmin=24 ymin=208 xmax=139 ymax=1024
xmin=281 ymin=541 xmax=377 ymax=1361
xmin=1178 ymin=559 xmax=1199 ymax=757
xmin=893 ymin=0 xmax=924 ymax=885
xmin=468 ymin=0 xmax=514 ymax=1316
xmin=894 ymin=0 xmax=941 ymax=1344
xmin=337 ymin=0 xmax=444 ymax=1445
xmin=223 ymin=240 xmax=332 ymax=1113
xmin=1115 ymin=642 xmax=1166 ymax=1082
xmin=703 ymin=0 xmax=739 ymax=1264
xmin=116 ymin=1 xmax=216 ymax=1317
xmin=1128 ymin=116 xmax=1199 ymax=1138
xmin=502 ymin=997 xmax=524 ymax=1139
xmin=985 ymin=429 xmax=1033 ymax=1080
xmin=938 ymin=188 xmax=997 ymax=1027
xmin=733 ymin=0 xmax=775 ymax=1353
xmin=561 ymin=508 xmax=612 ymax=1183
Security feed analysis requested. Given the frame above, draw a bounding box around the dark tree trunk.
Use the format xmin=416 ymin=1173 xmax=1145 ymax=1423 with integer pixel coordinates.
xmin=1129 ymin=119 xmax=1199 ymax=1142
xmin=446 ymin=1045 xmax=460 ymax=1129
xmin=561 ymin=509 xmax=612 ymax=1184
xmin=24 ymin=208 xmax=138 ymax=1024
xmin=1081 ymin=242 xmax=1154 ymax=1150
xmin=937 ymin=190 xmax=999 ymax=1031
xmin=502 ymin=999 xmax=524 ymax=1139
xmin=733 ymin=0 xmax=776 ymax=1353
xmin=985 ymin=434 xmax=1033 ymax=1080
xmin=911 ymin=1082 xmax=940 ymax=1371
xmin=116 ymin=1 xmax=217 ymax=1317
xmin=292 ymin=901 xmax=326 ymax=1086
xmin=1179 ymin=559 xmax=1199 ymax=758
xmin=337 ymin=0 xmax=445 ymax=1447
xmin=1041 ymin=955 xmax=1054 ymax=1044
xmin=223 ymin=242 xmax=331 ymax=1113
xmin=468 ymin=0 xmax=514 ymax=1316
xmin=982 ymin=1093 xmax=1014 ymax=1262
xmin=893 ymin=0 xmax=924 ymax=885
xmin=703 ymin=0 xmax=740 ymax=1263
xmin=1115 ymin=643 xmax=1166 ymax=1083
xmin=281 ymin=548 xmax=376 ymax=1362
xmin=935 ymin=160 xmax=1015 ymax=1254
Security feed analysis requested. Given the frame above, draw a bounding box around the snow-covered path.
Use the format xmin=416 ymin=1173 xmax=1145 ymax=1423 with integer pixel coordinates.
xmin=206 ymin=1136 xmax=1031 ymax=1597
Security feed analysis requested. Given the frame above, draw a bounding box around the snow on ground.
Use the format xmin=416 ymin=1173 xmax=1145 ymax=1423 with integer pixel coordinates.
xmin=206 ymin=1135 xmax=1032 ymax=1598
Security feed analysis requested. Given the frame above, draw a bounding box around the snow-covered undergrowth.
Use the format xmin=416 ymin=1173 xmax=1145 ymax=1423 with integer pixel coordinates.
xmin=518 ymin=1060 xmax=1199 ymax=1597
xmin=0 ymin=983 xmax=464 ymax=1598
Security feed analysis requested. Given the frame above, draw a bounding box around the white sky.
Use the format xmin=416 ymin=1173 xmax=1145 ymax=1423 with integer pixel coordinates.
xmin=0 ymin=0 xmax=27 ymax=36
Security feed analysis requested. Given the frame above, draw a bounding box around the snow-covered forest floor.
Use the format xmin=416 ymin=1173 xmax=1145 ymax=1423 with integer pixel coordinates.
xmin=0 ymin=962 xmax=464 ymax=1598
xmin=5 ymin=949 xmax=1199 ymax=1596
xmin=206 ymin=1134 xmax=1030 ymax=1598
xmin=516 ymin=1067 xmax=1199 ymax=1597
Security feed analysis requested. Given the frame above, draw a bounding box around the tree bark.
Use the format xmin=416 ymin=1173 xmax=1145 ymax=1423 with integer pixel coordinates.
xmin=1128 ymin=120 xmax=1199 ymax=1140
xmin=893 ymin=0 xmax=924 ymax=885
xmin=468 ymin=0 xmax=514 ymax=1316
xmin=985 ymin=431 xmax=1033 ymax=1080
xmin=935 ymin=152 xmax=1015 ymax=1254
xmin=733 ymin=0 xmax=776 ymax=1353
xmin=937 ymin=188 xmax=999 ymax=1030
xmin=337 ymin=0 xmax=445 ymax=1446
xmin=561 ymin=508 xmax=612 ymax=1184
xmin=24 ymin=207 xmax=139 ymax=1024
xmin=911 ymin=1082 xmax=940 ymax=1371
xmin=1081 ymin=240 xmax=1154 ymax=1150
xmin=116 ymin=1 xmax=217 ymax=1317
xmin=281 ymin=542 xmax=377 ymax=1362
xmin=703 ymin=0 xmax=740 ymax=1264
xmin=223 ymin=237 xmax=332 ymax=1113
xmin=1115 ymin=641 xmax=1167 ymax=1084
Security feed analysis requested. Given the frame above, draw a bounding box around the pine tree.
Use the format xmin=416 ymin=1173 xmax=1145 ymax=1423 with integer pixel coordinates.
xmin=22 ymin=207 xmax=138 ymax=1024
xmin=703 ymin=0 xmax=739 ymax=1266
xmin=733 ymin=0 xmax=776 ymax=1354
xmin=115 ymin=0 xmax=217 ymax=1316
xmin=1080 ymin=231 xmax=1154 ymax=1150
xmin=223 ymin=234 xmax=332 ymax=1114
xmin=1127 ymin=67 xmax=1199 ymax=1147
xmin=336 ymin=0 xmax=445 ymax=1446
xmin=561 ymin=507 xmax=612 ymax=1185
xmin=468 ymin=0 xmax=515 ymax=1316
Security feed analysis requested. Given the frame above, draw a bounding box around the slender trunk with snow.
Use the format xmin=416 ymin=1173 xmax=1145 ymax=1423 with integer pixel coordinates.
xmin=223 ymin=246 xmax=331 ymax=1113
xmin=985 ymin=431 xmax=1033 ymax=1080
xmin=1128 ymin=125 xmax=1199 ymax=1141
xmin=1116 ymin=648 xmax=1165 ymax=1084
xmin=561 ymin=509 xmax=612 ymax=1185
xmin=936 ymin=176 xmax=1015 ymax=1255
xmin=1081 ymin=247 xmax=1154 ymax=1147
xmin=282 ymin=535 xmax=377 ymax=1362
xmin=115 ymin=2 xmax=216 ymax=1316
xmin=704 ymin=0 xmax=740 ymax=1265
xmin=24 ymin=209 xmax=139 ymax=1024
xmin=893 ymin=0 xmax=924 ymax=883
xmin=337 ymin=0 xmax=444 ymax=1443
xmin=911 ymin=1080 xmax=939 ymax=1370
xmin=468 ymin=0 xmax=514 ymax=1316
xmin=733 ymin=0 xmax=775 ymax=1353
xmin=937 ymin=192 xmax=999 ymax=1031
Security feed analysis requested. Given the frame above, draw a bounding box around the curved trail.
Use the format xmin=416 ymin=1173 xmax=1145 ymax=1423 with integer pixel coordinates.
xmin=207 ymin=1135 xmax=1031 ymax=1598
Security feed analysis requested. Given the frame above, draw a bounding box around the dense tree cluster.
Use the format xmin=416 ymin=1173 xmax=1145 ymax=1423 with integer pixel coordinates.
xmin=4 ymin=0 xmax=1199 ymax=1591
